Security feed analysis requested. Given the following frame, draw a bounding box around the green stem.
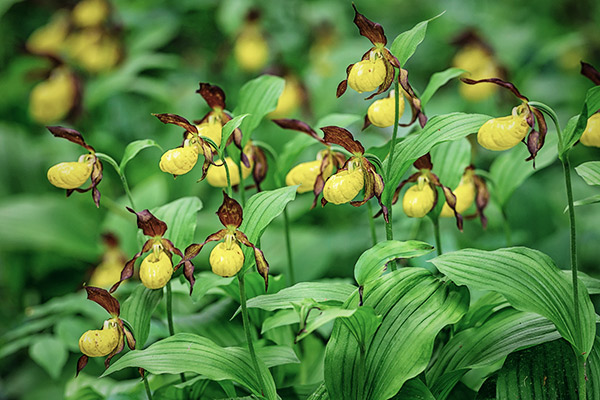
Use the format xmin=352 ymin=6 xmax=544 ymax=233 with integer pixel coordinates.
xmin=95 ymin=152 xmax=136 ymax=209
xmin=283 ymin=208 xmax=295 ymax=286
xmin=222 ymin=150 xmax=233 ymax=198
xmin=432 ymin=218 xmax=442 ymax=256
xmin=237 ymin=273 xmax=267 ymax=396
xmin=501 ymin=207 xmax=512 ymax=246
xmin=166 ymin=282 xmax=187 ymax=385
xmin=384 ymin=78 xmax=401 ymax=244
xmin=237 ymin=156 xmax=246 ymax=207
xmin=142 ymin=373 xmax=153 ymax=400
xmin=367 ymin=201 xmax=377 ymax=246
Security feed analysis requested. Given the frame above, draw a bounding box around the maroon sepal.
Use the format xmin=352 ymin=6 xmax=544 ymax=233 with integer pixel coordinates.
xmin=460 ymin=77 xmax=529 ymax=102
xmin=217 ymin=192 xmax=243 ymax=228
xmin=362 ymin=113 xmax=372 ymax=131
xmin=352 ymin=4 xmax=386 ymax=45
xmin=525 ymin=107 xmax=548 ymax=166
xmin=47 ymin=126 xmax=95 ymax=152
xmin=177 ymin=230 xmax=228 ymax=269
xmin=236 ymin=231 xmax=269 ymax=291
xmin=196 ymin=83 xmax=226 ymax=110
xmin=123 ymin=326 xmax=136 ymax=350
xmin=85 ymin=286 xmax=120 ymax=316
xmin=581 ymin=62 xmax=600 ymax=85
xmin=252 ymin=146 xmax=268 ymax=191
xmin=127 ymin=208 xmax=168 ymax=237
xmin=321 ymin=126 xmax=365 ymax=154
xmin=399 ymin=70 xmax=427 ymax=128
xmin=413 ymin=153 xmax=433 ymax=170
xmin=153 ymin=113 xmax=199 ymax=134
xmin=336 ymin=63 xmax=354 ymax=98
xmin=110 ymin=239 xmax=154 ymax=293
xmin=473 ymin=174 xmax=489 ymax=229
xmin=76 ymin=355 xmax=88 ymax=377
xmin=272 ymin=118 xmax=325 ymax=143
xmin=429 ymin=173 xmax=463 ymax=231
xmin=139 ymin=368 xmax=145 ymax=378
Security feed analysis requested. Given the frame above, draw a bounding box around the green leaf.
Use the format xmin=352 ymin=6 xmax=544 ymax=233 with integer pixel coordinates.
xmin=315 ymin=113 xmax=362 ymax=129
xmin=119 ymin=139 xmax=162 ymax=174
xmin=575 ymin=161 xmax=600 ymax=186
xmin=560 ymin=86 xmax=600 ymax=157
xmin=340 ymin=306 xmax=382 ymax=350
xmin=102 ymin=333 xmax=278 ymax=399
xmin=572 ymin=194 xmax=600 ymax=208
xmin=389 ymin=13 xmax=444 ymax=68
xmin=261 ymin=309 xmax=298 ymax=334
xmin=354 ymin=240 xmax=433 ymax=286
xmin=486 ymin=338 xmax=600 ymax=399
xmin=430 ymin=138 xmax=472 ymax=190
xmin=420 ymin=68 xmax=466 ymax=107
xmin=221 ymin=114 xmax=250 ymax=151
xmin=430 ymin=247 xmax=595 ymax=358
xmin=324 ymin=268 xmax=468 ymax=400
xmin=65 ymin=386 xmax=104 ymax=400
xmin=566 ymin=271 xmax=600 ymax=295
xmin=240 ymin=186 xmax=297 ymax=244
xmin=489 ymin=133 xmax=557 ymax=207
xmin=191 ymin=272 xmax=235 ymax=303
xmin=29 ymin=335 xmax=68 ymax=380
xmin=307 ymin=382 xmax=330 ymax=400
xmin=256 ymin=345 xmax=300 ymax=368
xmin=428 ymin=308 xmax=560 ymax=400
xmin=393 ymin=378 xmax=436 ymax=400
xmin=245 ymin=281 xmax=356 ymax=312
xmin=151 ymin=197 xmax=203 ymax=251
xmin=121 ymin=285 xmax=163 ymax=348
xmin=276 ymin=134 xmax=318 ymax=183
xmin=382 ymin=113 xmax=491 ymax=205
xmin=234 ymin=75 xmax=285 ymax=144
xmin=55 ymin=316 xmax=91 ymax=352
xmin=297 ymin=306 xmax=357 ymax=342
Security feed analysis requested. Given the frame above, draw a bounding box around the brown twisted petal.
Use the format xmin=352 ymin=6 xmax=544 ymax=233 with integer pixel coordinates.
xmin=580 ymin=62 xmax=600 ymax=85
xmin=153 ymin=113 xmax=199 ymax=134
xmin=236 ymin=230 xmax=269 ymax=291
xmin=47 ymin=126 xmax=95 ymax=152
xmin=320 ymin=126 xmax=365 ymax=154
xmin=473 ymin=174 xmax=490 ymax=229
xmin=525 ymin=107 xmax=548 ymax=165
xmin=176 ymin=229 xmax=228 ymax=272
xmin=399 ymin=70 xmax=427 ymax=128
xmin=84 ymin=286 xmax=120 ymax=316
xmin=272 ymin=118 xmax=324 ymax=143
xmin=460 ymin=77 xmax=529 ymax=101
xmin=110 ymin=239 xmax=153 ymax=293
xmin=336 ymin=63 xmax=354 ymax=98
xmin=76 ymin=355 xmax=89 ymax=376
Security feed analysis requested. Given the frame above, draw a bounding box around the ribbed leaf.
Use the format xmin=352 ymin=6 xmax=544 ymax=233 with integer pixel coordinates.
xmin=102 ymin=333 xmax=278 ymax=399
xmin=420 ymin=68 xmax=466 ymax=107
xmin=560 ymin=86 xmax=600 ymax=157
xmin=430 ymin=247 xmax=595 ymax=359
xmin=575 ymin=161 xmax=600 ymax=186
xmin=121 ymin=285 xmax=163 ymax=348
xmin=489 ymin=337 xmax=600 ymax=399
xmin=297 ymin=307 xmax=357 ymax=342
xmin=489 ymin=133 xmax=557 ymax=207
xmin=393 ymin=378 xmax=436 ymax=400
xmin=190 ymin=272 xmax=235 ymax=303
xmin=234 ymin=75 xmax=285 ymax=143
xmin=119 ymin=139 xmax=162 ymax=174
xmin=573 ymin=194 xmax=600 ymax=208
xmin=307 ymin=382 xmax=329 ymax=400
xmin=325 ymin=268 xmax=468 ymax=400
xmin=150 ymin=197 xmax=203 ymax=251
xmin=256 ymin=345 xmax=300 ymax=368
xmin=221 ymin=114 xmax=250 ymax=151
xmin=431 ymin=138 xmax=472 ymax=189
xmin=389 ymin=13 xmax=443 ymax=67
xmin=245 ymin=282 xmax=356 ymax=312
xmin=354 ymin=240 xmax=433 ymax=286
xmin=428 ymin=308 xmax=560 ymax=400
xmin=29 ymin=335 xmax=67 ymax=380
xmin=340 ymin=307 xmax=382 ymax=350
xmin=382 ymin=113 xmax=491 ymax=205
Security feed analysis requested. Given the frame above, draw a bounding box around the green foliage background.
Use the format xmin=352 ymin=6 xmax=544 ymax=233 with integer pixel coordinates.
xmin=0 ymin=0 xmax=599 ymax=399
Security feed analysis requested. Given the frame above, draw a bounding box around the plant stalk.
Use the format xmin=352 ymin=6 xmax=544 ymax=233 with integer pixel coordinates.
xmin=501 ymin=207 xmax=512 ymax=246
xmin=166 ymin=281 xmax=187 ymax=385
xmin=142 ymin=373 xmax=153 ymax=400
xmin=237 ymin=156 xmax=246 ymax=207
xmin=283 ymin=208 xmax=295 ymax=286
xmin=95 ymin=152 xmax=135 ymax=209
xmin=384 ymin=78 xmax=401 ymax=244
xmin=432 ymin=218 xmax=443 ymax=256
xmin=237 ymin=273 xmax=268 ymax=396
xmin=367 ymin=201 xmax=377 ymax=246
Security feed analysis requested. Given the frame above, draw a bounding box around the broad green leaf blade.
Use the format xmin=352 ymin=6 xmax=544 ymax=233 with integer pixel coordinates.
xmin=256 ymin=345 xmax=300 ymax=368
xmin=382 ymin=113 xmax=491 ymax=205
xmin=245 ymin=282 xmax=356 ymax=312
xmin=491 ymin=338 xmax=599 ymax=399
xmin=102 ymin=333 xmax=278 ymax=399
xmin=191 ymin=272 xmax=235 ymax=303
xmin=572 ymin=194 xmax=600 ymax=208
xmin=420 ymin=68 xmax=466 ymax=107
xmin=393 ymin=378 xmax=436 ymax=400
xmin=575 ymin=161 xmax=600 ymax=186
xmin=340 ymin=306 xmax=382 ymax=349
xmin=489 ymin=133 xmax=557 ymax=207
xmin=221 ymin=114 xmax=250 ymax=151
xmin=315 ymin=113 xmax=362 ymax=128
xmin=307 ymin=382 xmax=329 ymax=400
xmin=119 ymin=139 xmax=162 ymax=174
xmin=240 ymin=186 xmax=297 ymax=243
xmin=390 ymin=13 xmax=443 ymax=68
xmin=234 ymin=75 xmax=285 ymax=143
xmin=430 ymin=138 xmax=472 ymax=190
xmin=560 ymin=86 xmax=600 ymax=157
xmin=430 ymin=247 xmax=595 ymax=358
xmin=428 ymin=308 xmax=560 ymax=400
xmin=261 ymin=309 xmax=298 ymax=334
xmin=150 ymin=197 xmax=203 ymax=251
xmin=29 ymin=335 xmax=68 ymax=380
xmin=354 ymin=240 xmax=433 ymax=286
xmin=565 ymin=271 xmax=600 ymax=295
xmin=325 ymin=269 xmax=468 ymax=400
xmin=121 ymin=285 xmax=163 ymax=348
xmin=296 ymin=307 xmax=357 ymax=342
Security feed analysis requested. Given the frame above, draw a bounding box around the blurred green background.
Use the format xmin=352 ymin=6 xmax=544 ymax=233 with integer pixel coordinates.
xmin=0 ymin=0 xmax=599 ymax=398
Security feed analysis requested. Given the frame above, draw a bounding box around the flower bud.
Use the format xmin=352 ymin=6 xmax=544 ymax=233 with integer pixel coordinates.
xmin=78 ymin=320 xmax=120 ymax=357
xmin=139 ymin=251 xmax=173 ymax=290
xmin=580 ymin=113 xmax=600 ymax=148
xmin=477 ymin=111 xmax=529 ymax=151
xmin=26 ymin=12 xmax=69 ymax=55
xmin=348 ymin=57 xmax=386 ymax=93
xmin=323 ymin=168 xmax=364 ymax=204
xmin=367 ymin=93 xmax=403 ymax=127
xmin=402 ymin=181 xmax=435 ymax=218
xmin=47 ymin=160 xmax=93 ymax=189
xmin=209 ymin=241 xmax=245 ymax=277
xmin=29 ymin=67 xmax=77 ymax=124
xmin=159 ymin=145 xmax=199 ymax=176
xmin=286 ymin=159 xmax=333 ymax=193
